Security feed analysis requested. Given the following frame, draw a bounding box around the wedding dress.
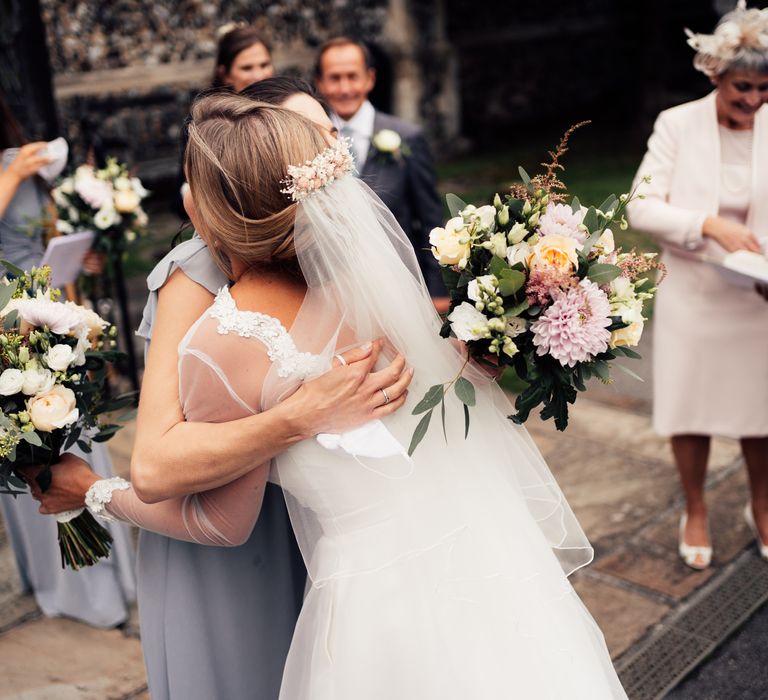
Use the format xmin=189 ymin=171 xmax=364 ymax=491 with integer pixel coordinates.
xmin=101 ymin=166 xmax=627 ymax=698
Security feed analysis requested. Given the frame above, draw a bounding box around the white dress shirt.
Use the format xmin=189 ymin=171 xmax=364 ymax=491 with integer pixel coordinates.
xmin=332 ymin=100 xmax=376 ymax=170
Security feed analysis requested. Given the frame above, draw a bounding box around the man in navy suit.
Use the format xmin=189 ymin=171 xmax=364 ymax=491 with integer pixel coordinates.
xmin=315 ymin=37 xmax=444 ymax=295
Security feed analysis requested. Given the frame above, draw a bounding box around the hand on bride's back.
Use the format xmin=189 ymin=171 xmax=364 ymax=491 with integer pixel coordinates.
xmin=287 ymin=339 xmax=413 ymax=435
xmin=21 ymin=453 xmax=100 ymax=515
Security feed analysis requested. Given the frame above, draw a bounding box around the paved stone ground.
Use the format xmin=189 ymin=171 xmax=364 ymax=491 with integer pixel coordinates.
xmin=0 ymin=317 xmax=763 ymax=699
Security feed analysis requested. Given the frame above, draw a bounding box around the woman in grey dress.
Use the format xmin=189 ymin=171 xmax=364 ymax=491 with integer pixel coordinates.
xmin=0 ymin=93 xmax=136 ymax=627
xmin=31 ymin=78 xmax=411 ymax=700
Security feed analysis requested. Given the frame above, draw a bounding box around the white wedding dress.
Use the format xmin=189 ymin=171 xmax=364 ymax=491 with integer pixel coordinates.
xmin=101 ymin=171 xmax=626 ymax=698
xmin=175 ymin=173 xmax=625 ymax=699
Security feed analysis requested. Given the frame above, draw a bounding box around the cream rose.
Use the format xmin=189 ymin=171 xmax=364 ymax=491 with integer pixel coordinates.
xmin=529 ymin=234 xmax=580 ymax=272
xmin=610 ymin=320 xmax=644 ymax=348
xmin=429 ymin=217 xmax=470 ymax=268
xmin=448 ymin=302 xmax=489 ymax=342
xmin=372 ymin=129 xmax=402 ymax=153
xmin=27 ymin=385 xmax=79 ymax=432
xmin=94 ymin=206 xmax=119 ymax=230
xmin=22 ymin=367 xmax=55 ymax=396
xmin=0 ymin=369 xmax=24 ymax=396
xmin=44 ymin=344 xmax=78 ymax=371
xmin=114 ymin=189 xmax=141 ymax=213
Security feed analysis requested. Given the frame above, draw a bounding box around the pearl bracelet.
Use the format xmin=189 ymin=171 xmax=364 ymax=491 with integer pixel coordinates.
xmin=85 ymin=477 xmax=130 ymax=522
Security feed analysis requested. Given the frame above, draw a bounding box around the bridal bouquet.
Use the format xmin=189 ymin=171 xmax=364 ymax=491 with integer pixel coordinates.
xmin=0 ymin=263 xmax=133 ymax=569
xmin=410 ymin=125 xmax=663 ymax=454
xmin=51 ymin=158 xmax=149 ymax=254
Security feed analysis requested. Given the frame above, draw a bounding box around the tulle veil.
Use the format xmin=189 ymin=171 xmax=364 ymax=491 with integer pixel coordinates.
xmin=260 ymin=172 xmax=594 ymax=589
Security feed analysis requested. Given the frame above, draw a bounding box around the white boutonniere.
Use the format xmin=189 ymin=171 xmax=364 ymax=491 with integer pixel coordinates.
xmin=371 ymin=129 xmax=411 ymax=163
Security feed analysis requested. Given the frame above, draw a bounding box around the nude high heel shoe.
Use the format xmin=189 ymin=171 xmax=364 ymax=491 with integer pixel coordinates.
xmin=744 ymin=504 xmax=768 ymax=561
xmin=678 ymin=514 xmax=712 ymax=570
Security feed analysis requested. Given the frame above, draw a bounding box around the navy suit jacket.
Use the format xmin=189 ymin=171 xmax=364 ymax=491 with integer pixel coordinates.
xmin=359 ymin=111 xmax=444 ymax=295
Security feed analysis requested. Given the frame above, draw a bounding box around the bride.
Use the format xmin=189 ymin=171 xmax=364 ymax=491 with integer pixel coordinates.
xmin=38 ymin=93 xmax=626 ymax=698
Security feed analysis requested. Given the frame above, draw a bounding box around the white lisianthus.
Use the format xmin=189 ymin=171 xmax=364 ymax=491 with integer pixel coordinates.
xmin=126 ymin=230 xmax=137 ymax=242
xmin=94 ymin=206 xmax=119 ymax=230
xmin=44 ymin=344 xmax=78 ymax=371
xmin=130 ymin=177 xmax=149 ymax=198
xmin=507 ymin=222 xmax=528 ymax=244
xmin=105 ymin=160 xmax=121 ymax=178
xmin=430 ymin=217 xmax=471 ymax=268
xmin=610 ymin=320 xmax=644 ymax=348
xmin=467 ymin=274 xmax=498 ymax=302
xmin=372 ymin=129 xmax=402 ymax=153
xmin=448 ymin=302 xmax=490 ymax=342
xmin=486 ymin=232 xmax=507 ymax=258
xmin=609 ymin=276 xmax=644 ymax=324
xmin=21 ymin=367 xmax=55 ymax=396
xmin=504 ymin=316 xmax=527 ymax=338
xmin=27 ymin=385 xmax=79 ymax=432
xmin=114 ymin=176 xmax=132 ymax=191
xmin=59 ymin=178 xmax=75 ymax=195
xmin=594 ymin=228 xmax=615 ymax=255
xmin=0 ymin=369 xmax=25 ymax=396
xmin=114 ymin=189 xmax=141 ymax=213
xmin=507 ymin=241 xmax=532 ymax=268
xmin=68 ymin=206 xmax=79 ymax=222
xmin=475 ymin=205 xmax=497 ymax=231
xmin=462 ymin=204 xmax=496 ymax=233
xmin=55 ymin=219 xmax=74 ymax=234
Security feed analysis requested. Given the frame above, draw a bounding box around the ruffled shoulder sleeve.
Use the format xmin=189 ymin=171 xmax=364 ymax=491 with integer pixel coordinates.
xmin=136 ymin=235 xmax=228 ymax=342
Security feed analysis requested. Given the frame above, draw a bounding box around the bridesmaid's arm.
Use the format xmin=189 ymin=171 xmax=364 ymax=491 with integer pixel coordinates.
xmin=32 ymin=453 xmax=267 ymax=546
xmin=132 ymin=269 xmax=412 ymax=504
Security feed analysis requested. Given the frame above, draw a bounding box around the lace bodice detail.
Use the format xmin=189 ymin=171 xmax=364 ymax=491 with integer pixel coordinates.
xmin=209 ymin=286 xmax=325 ymax=379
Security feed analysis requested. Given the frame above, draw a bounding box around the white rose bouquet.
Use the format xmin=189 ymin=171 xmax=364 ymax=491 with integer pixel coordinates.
xmin=0 ymin=263 xmax=134 ymax=569
xmin=51 ymin=157 xmax=149 ymax=255
xmin=410 ymin=123 xmax=664 ymax=453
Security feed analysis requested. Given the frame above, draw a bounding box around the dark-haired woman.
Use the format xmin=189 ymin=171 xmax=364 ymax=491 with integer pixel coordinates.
xmin=0 ymin=91 xmax=136 ymax=627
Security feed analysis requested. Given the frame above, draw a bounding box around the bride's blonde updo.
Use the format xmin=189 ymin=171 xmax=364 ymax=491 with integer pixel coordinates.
xmin=184 ymin=92 xmax=329 ymax=277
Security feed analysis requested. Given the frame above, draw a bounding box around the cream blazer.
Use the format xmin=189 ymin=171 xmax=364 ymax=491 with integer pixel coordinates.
xmin=627 ymin=91 xmax=768 ymax=250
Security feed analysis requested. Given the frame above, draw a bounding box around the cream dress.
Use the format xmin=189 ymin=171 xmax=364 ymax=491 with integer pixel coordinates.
xmin=629 ymin=98 xmax=768 ymax=438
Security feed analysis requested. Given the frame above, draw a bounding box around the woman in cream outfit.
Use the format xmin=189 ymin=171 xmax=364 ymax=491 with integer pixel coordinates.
xmin=627 ymin=1 xmax=768 ymax=568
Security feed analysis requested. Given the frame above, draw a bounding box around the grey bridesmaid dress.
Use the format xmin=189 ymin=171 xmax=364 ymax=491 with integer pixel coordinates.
xmin=135 ymin=236 xmax=305 ymax=700
xmin=0 ymin=164 xmax=137 ymax=627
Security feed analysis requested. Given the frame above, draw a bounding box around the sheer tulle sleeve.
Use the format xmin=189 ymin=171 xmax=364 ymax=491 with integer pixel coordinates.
xmin=102 ymin=312 xmax=274 ymax=546
xmin=103 ymin=467 xmax=267 ymax=546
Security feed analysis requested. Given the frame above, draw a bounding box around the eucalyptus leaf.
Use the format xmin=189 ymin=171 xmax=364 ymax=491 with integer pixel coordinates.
xmin=441 ymin=397 xmax=447 ymax=444
xmin=76 ymin=439 xmax=92 ymax=454
xmin=0 ymin=259 xmax=24 ymax=278
xmin=412 ymin=384 xmax=444 ymax=414
xmin=592 ymin=361 xmax=610 ymax=382
xmin=505 ymin=298 xmax=530 ymax=317
xmin=489 ymin=255 xmax=508 ymax=278
xmin=445 ymin=193 xmax=468 ymax=218
xmin=6 ymin=474 xmax=27 ymax=491
xmin=408 ymin=409 xmax=433 ymax=456
xmin=20 ymin=431 xmax=43 ymax=447
xmin=0 ymin=282 xmax=16 ymax=314
xmin=586 ymin=263 xmax=622 ymax=284
xmin=518 ymin=167 xmax=532 ymax=191
xmin=598 ymin=194 xmax=617 ymax=216
xmin=615 ymin=346 xmax=641 ymax=360
xmin=582 ymin=206 xmax=598 ymax=233
xmin=454 ymin=376 xmax=476 ymax=406
xmin=498 ymin=269 xmax=525 ymax=297
xmin=570 ymin=196 xmax=581 ymax=214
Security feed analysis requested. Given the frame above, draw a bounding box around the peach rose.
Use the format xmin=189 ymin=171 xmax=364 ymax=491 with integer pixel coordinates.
xmin=529 ymin=234 xmax=580 ymax=272
xmin=27 ymin=385 xmax=79 ymax=432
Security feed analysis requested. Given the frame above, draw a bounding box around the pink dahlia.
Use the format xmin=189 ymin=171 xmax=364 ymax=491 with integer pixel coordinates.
xmin=530 ymin=279 xmax=611 ymax=366
xmin=538 ymin=203 xmax=587 ymax=244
